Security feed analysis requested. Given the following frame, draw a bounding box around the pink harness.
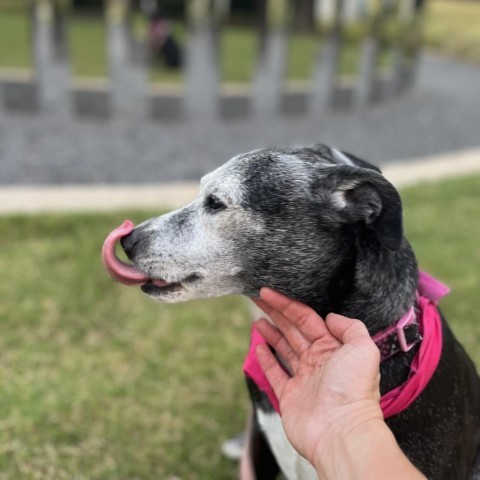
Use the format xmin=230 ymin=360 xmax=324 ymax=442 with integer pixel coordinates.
xmin=243 ymin=271 xmax=450 ymax=419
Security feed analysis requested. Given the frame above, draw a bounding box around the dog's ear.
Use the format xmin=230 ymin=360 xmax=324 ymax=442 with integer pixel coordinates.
xmin=331 ymin=149 xmax=382 ymax=174
xmin=309 ymin=144 xmax=382 ymax=174
xmin=320 ymin=166 xmax=403 ymax=250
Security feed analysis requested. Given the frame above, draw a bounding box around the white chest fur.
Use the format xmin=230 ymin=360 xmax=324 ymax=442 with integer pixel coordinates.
xmin=256 ymin=409 xmax=319 ymax=480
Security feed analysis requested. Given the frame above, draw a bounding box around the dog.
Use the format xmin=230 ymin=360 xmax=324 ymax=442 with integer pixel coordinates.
xmin=103 ymin=144 xmax=480 ymax=479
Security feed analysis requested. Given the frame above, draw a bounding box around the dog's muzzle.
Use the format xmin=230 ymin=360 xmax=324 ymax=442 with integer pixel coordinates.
xmin=102 ymin=220 xmax=168 ymax=288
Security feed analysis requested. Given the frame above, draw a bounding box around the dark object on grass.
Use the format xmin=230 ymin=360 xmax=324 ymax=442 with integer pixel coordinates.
xmin=148 ymin=10 xmax=183 ymax=69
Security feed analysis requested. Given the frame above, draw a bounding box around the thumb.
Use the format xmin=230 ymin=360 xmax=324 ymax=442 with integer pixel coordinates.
xmin=325 ymin=313 xmax=376 ymax=349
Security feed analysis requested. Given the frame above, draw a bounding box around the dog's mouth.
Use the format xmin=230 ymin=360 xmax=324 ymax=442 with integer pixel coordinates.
xmin=102 ymin=221 xmax=202 ymax=295
xmin=102 ymin=220 xmax=173 ymax=290
xmin=140 ymin=273 xmax=201 ymax=296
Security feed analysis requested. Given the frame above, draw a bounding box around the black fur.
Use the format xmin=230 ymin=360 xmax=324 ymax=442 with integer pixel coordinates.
xmin=123 ymin=144 xmax=480 ymax=479
xmin=232 ymin=147 xmax=480 ymax=479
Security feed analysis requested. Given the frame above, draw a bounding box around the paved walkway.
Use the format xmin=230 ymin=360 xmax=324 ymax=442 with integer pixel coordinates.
xmin=1 ymin=147 xmax=479 ymax=214
xmin=1 ymin=54 xmax=480 ymax=185
xmin=0 ymin=53 xmax=479 ymax=214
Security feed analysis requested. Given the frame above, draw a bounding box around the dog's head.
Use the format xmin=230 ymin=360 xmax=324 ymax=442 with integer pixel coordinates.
xmin=116 ymin=145 xmax=404 ymax=305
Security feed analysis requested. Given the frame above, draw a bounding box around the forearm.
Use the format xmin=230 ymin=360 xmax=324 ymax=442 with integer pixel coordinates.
xmin=313 ymin=419 xmax=426 ymax=480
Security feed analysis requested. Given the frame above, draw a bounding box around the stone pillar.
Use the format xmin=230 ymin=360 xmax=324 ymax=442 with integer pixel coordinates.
xmin=310 ymin=0 xmax=343 ymax=114
xmin=106 ymin=0 xmax=147 ymax=119
xmin=397 ymin=0 xmax=424 ymax=91
xmin=184 ymin=0 xmax=226 ymax=121
xmin=253 ymin=0 xmax=290 ymax=118
xmin=0 ymin=78 xmax=4 ymax=120
xmin=355 ymin=0 xmax=381 ymax=106
xmin=31 ymin=0 xmax=71 ymax=116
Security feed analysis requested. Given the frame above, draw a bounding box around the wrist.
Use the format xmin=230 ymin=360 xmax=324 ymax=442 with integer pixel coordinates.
xmin=312 ymin=412 xmax=425 ymax=480
xmin=311 ymin=400 xmax=383 ymax=470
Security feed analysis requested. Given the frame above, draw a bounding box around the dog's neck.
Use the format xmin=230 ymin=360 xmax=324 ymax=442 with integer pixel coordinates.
xmin=339 ymin=232 xmax=418 ymax=336
xmin=253 ymin=228 xmax=419 ymax=394
xmin=289 ymin=230 xmax=418 ymax=337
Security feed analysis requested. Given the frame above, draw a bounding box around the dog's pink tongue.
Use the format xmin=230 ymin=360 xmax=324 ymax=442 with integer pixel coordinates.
xmin=102 ymin=220 xmax=162 ymax=286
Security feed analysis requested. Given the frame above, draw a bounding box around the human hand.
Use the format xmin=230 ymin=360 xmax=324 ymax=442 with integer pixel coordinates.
xmin=253 ymin=288 xmax=384 ymax=469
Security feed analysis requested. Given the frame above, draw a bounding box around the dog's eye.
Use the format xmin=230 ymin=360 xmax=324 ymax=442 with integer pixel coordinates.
xmin=204 ymin=195 xmax=226 ymax=212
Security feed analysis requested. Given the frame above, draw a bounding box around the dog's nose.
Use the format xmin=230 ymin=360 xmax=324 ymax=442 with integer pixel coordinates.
xmin=120 ymin=228 xmax=140 ymax=258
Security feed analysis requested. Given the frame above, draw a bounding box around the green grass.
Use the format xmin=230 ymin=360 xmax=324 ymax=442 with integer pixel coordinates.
xmin=68 ymin=16 xmax=109 ymax=78
xmin=0 ymin=174 xmax=479 ymax=478
xmin=1 ymin=1 xmax=479 ymax=82
xmin=401 ymin=175 xmax=480 ymax=359
xmin=0 ymin=10 xmax=388 ymax=83
xmin=0 ymin=212 xmax=250 ymax=479
xmin=424 ymin=0 xmax=480 ymax=64
xmin=0 ymin=12 xmax=31 ymax=70
xmin=220 ymin=27 xmax=257 ymax=83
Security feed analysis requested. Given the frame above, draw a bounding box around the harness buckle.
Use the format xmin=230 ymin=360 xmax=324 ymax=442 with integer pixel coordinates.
xmin=396 ymin=307 xmax=418 ymax=352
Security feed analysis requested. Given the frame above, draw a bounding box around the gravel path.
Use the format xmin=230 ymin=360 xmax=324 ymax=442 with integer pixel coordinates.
xmin=1 ymin=148 xmax=479 ymax=214
xmin=1 ymin=54 xmax=479 ymax=185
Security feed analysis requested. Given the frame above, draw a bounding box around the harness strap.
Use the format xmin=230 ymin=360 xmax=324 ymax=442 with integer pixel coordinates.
xmin=243 ymin=271 xmax=449 ymax=419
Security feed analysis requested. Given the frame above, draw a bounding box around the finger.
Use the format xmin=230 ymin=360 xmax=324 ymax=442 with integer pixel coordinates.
xmin=253 ymin=298 xmax=305 ymax=371
xmin=325 ymin=313 xmax=377 ymax=350
xmin=259 ymin=288 xmax=331 ymax=345
xmin=255 ymin=319 xmax=300 ymax=373
xmin=256 ymin=344 xmax=289 ymax=400
xmin=252 ymin=298 xmax=272 ymax=316
xmin=256 ymin=296 xmax=311 ymax=355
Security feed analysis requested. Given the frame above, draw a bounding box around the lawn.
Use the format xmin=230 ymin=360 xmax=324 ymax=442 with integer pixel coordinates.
xmin=0 ymin=174 xmax=479 ymax=479
xmin=0 ymin=10 xmax=31 ymax=70
xmin=0 ymin=10 xmax=390 ymax=83
xmin=1 ymin=0 xmax=479 ymax=83
xmin=0 ymin=211 xmax=251 ymax=479
xmin=0 ymin=0 xmax=478 ymax=87
xmin=424 ymin=0 xmax=480 ymax=64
